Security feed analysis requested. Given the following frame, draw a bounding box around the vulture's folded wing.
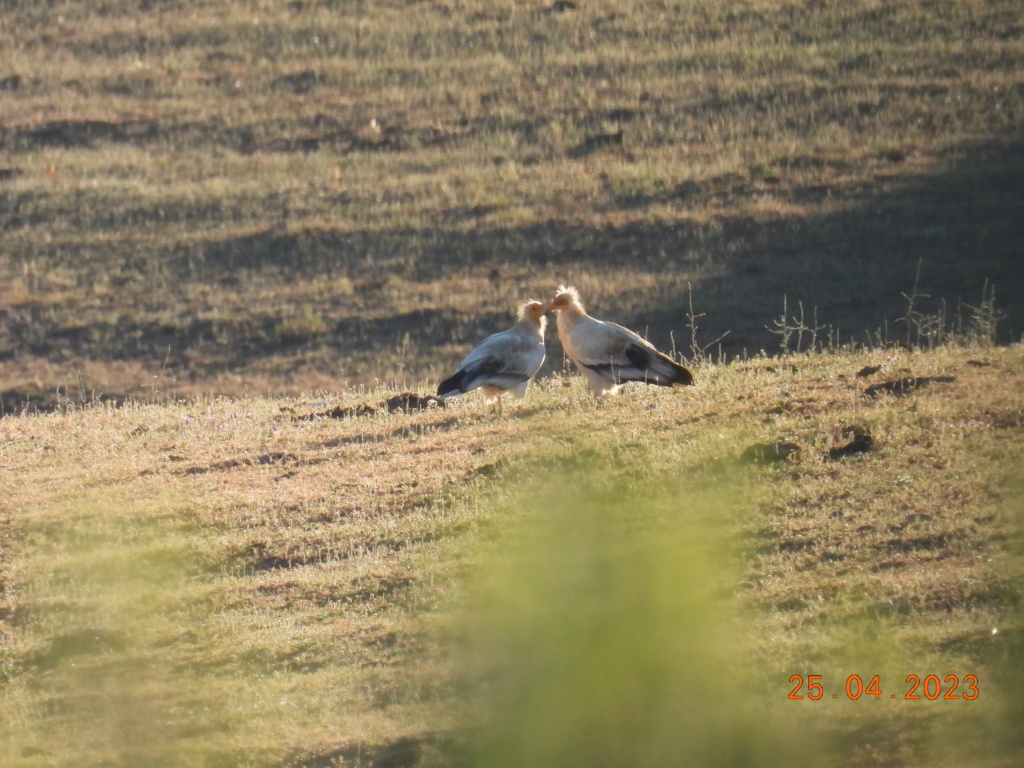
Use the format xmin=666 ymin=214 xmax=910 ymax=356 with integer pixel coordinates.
xmin=573 ymin=321 xmax=692 ymax=387
xmin=438 ymin=329 xmax=545 ymax=396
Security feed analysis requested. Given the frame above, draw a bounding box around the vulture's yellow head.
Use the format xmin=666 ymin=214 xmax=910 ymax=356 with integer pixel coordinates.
xmin=549 ymin=285 xmax=583 ymax=314
xmin=518 ymin=299 xmax=548 ymax=327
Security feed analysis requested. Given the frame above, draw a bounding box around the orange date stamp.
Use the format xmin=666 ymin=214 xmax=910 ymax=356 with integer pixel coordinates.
xmin=789 ymin=674 xmax=979 ymax=701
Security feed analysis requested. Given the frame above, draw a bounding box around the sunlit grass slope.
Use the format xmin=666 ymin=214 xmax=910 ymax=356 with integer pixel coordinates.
xmin=1 ymin=342 xmax=1022 ymax=767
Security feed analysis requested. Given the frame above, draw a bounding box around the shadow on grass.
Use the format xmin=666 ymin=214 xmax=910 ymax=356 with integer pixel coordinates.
xmin=2 ymin=139 xmax=1022 ymax=411
xmin=190 ymin=138 xmax=1024 ymax=354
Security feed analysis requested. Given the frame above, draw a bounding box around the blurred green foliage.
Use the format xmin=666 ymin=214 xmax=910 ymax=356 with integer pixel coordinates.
xmin=458 ymin=470 xmax=810 ymax=768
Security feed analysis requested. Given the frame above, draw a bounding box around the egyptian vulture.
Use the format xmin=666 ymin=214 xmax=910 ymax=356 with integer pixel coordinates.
xmin=437 ymin=300 xmax=547 ymax=415
xmin=548 ymin=285 xmax=694 ymax=397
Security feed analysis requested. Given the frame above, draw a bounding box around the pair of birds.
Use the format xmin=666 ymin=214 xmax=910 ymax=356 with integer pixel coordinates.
xmin=437 ymin=286 xmax=694 ymax=415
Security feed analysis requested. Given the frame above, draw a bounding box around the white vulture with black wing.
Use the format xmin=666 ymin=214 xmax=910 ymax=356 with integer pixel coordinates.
xmin=436 ymin=300 xmax=547 ymax=415
xmin=548 ymin=285 xmax=693 ymax=397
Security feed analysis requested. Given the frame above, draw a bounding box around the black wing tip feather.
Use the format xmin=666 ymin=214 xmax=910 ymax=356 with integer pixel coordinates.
xmin=651 ymin=360 xmax=694 ymax=387
xmin=629 ymin=344 xmax=695 ymax=386
xmin=437 ymin=370 xmax=466 ymax=398
xmin=587 ymin=344 xmax=694 ymax=387
xmin=673 ymin=364 xmax=695 ymax=386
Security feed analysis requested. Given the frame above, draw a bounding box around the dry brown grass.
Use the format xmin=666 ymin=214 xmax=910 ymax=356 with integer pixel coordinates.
xmin=1 ymin=0 xmax=1023 ymax=410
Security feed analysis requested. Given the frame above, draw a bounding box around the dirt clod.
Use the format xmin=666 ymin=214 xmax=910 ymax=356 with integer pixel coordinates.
xmin=829 ymin=425 xmax=874 ymax=459
xmin=856 ymin=365 xmax=882 ymax=377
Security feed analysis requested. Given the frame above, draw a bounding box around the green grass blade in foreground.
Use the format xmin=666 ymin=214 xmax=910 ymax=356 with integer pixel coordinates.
xmin=455 ymin=471 xmax=810 ymax=768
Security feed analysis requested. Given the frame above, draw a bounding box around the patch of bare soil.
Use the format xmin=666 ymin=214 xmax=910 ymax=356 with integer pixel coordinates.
xmin=864 ymin=376 xmax=956 ymax=397
xmin=828 ymin=424 xmax=874 ymax=459
xmin=289 ymin=392 xmax=444 ymax=421
xmin=285 ymin=734 xmax=447 ymax=768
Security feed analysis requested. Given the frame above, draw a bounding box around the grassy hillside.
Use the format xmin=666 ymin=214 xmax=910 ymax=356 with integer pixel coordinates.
xmin=1 ymin=0 xmax=1023 ymax=411
xmin=2 ymin=1 xmax=1024 ymax=766
xmin=1 ymin=343 xmax=1022 ymax=767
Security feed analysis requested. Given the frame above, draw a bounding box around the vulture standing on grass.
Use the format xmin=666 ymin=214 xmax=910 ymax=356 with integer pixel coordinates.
xmin=548 ymin=285 xmax=694 ymax=397
xmin=436 ymin=300 xmax=547 ymax=415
